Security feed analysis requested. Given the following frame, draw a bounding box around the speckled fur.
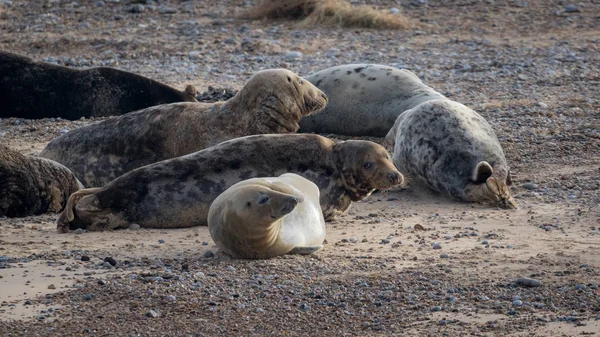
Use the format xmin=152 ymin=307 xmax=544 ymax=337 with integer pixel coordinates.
xmin=299 ymin=64 xmax=445 ymax=137
xmin=0 ymin=51 xmax=197 ymax=120
xmin=385 ymin=99 xmax=517 ymax=208
xmin=0 ymin=145 xmax=83 ymax=217
xmin=41 ymin=69 xmax=328 ymax=187
xmin=57 ymin=134 xmax=403 ymax=232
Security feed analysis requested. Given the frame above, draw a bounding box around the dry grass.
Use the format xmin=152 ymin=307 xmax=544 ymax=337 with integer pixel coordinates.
xmin=243 ymin=0 xmax=412 ymax=30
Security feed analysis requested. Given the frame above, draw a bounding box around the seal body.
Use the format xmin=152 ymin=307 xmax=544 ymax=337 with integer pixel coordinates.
xmin=0 ymin=51 xmax=197 ymax=120
xmin=57 ymin=134 xmax=402 ymax=232
xmin=299 ymin=64 xmax=445 ymax=137
xmin=385 ymin=99 xmax=517 ymax=209
xmin=208 ymin=173 xmax=326 ymax=259
xmin=0 ymin=145 xmax=83 ymax=217
xmin=41 ymin=69 xmax=328 ymax=187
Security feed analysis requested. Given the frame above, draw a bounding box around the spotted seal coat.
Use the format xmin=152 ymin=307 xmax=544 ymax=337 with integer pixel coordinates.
xmin=384 ymin=99 xmax=517 ymax=209
xmin=57 ymin=134 xmax=403 ymax=232
xmin=298 ymin=64 xmax=445 ymax=137
xmin=0 ymin=51 xmax=197 ymax=120
xmin=0 ymin=145 xmax=83 ymax=217
xmin=41 ymin=69 xmax=328 ymax=187
xmin=208 ymin=173 xmax=326 ymax=259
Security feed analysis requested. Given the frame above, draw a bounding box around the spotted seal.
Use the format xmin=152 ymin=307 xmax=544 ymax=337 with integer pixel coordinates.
xmin=298 ymin=63 xmax=445 ymax=137
xmin=0 ymin=51 xmax=197 ymax=120
xmin=57 ymin=134 xmax=402 ymax=232
xmin=41 ymin=68 xmax=328 ymax=187
xmin=384 ymin=99 xmax=517 ymax=209
xmin=208 ymin=173 xmax=326 ymax=259
xmin=0 ymin=145 xmax=83 ymax=217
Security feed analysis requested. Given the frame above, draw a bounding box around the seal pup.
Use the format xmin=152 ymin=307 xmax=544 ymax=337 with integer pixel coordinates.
xmin=0 ymin=51 xmax=197 ymax=120
xmin=41 ymin=68 xmax=328 ymax=187
xmin=299 ymin=63 xmax=445 ymax=137
xmin=0 ymin=145 xmax=83 ymax=217
xmin=57 ymin=134 xmax=402 ymax=232
xmin=208 ymin=173 xmax=326 ymax=259
xmin=384 ymin=99 xmax=517 ymax=209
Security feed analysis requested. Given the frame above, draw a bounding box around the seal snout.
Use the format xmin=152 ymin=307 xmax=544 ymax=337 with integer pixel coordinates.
xmin=388 ymin=171 xmax=403 ymax=186
xmin=280 ymin=196 xmax=298 ymax=215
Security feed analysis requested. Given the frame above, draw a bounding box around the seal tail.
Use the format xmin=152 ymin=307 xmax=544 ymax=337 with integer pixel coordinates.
xmin=57 ymin=188 xmax=101 ymax=233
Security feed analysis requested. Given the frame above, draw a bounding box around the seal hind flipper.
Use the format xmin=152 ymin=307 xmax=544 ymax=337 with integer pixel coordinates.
xmin=472 ymin=161 xmax=493 ymax=184
xmin=288 ymin=245 xmax=323 ymax=255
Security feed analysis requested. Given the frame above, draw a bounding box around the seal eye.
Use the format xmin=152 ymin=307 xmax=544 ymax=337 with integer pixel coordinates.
xmin=246 ymin=202 xmax=252 ymax=208
xmin=257 ymin=195 xmax=270 ymax=205
xmin=298 ymin=79 xmax=303 ymax=85
xmin=364 ymin=162 xmax=372 ymax=169
xmin=287 ymin=76 xmax=292 ymax=83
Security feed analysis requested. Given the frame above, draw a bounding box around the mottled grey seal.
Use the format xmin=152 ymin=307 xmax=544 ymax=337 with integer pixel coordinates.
xmin=41 ymin=68 xmax=328 ymax=187
xmin=0 ymin=145 xmax=83 ymax=217
xmin=208 ymin=173 xmax=326 ymax=259
xmin=384 ymin=99 xmax=517 ymax=209
xmin=57 ymin=134 xmax=402 ymax=232
xmin=0 ymin=51 xmax=197 ymax=120
xmin=298 ymin=63 xmax=445 ymax=137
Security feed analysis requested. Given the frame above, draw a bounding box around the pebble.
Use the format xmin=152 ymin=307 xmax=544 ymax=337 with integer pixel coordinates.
xmin=47 ymin=284 xmax=56 ymax=290
xmin=24 ymin=300 xmax=31 ymax=305
xmin=432 ymin=243 xmax=442 ymax=249
xmin=167 ymin=295 xmax=176 ymax=302
xmin=103 ymin=257 xmax=117 ymax=266
xmin=523 ymin=182 xmax=538 ymax=190
xmin=94 ymin=0 xmax=105 ymax=7
xmin=516 ymin=277 xmax=542 ymax=287
xmin=158 ymin=239 xmax=165 ymax=244
xmin=481 ymin=240 xmax=489 ymax=245
xmin=72 ymin=228 xmax=83 ymax=234
xmin=431 ymin=306 xmax=442 ymax=312
xmin=440 ymin=253 xmax=449 ymax=259
xmin=513 ymin=300 xmax=523 ymax=306
xmin=300 ymin=303 xmax=310 ymax=311
xmin=97 ymin=279 xmax=106 ymax=286
xmin=81 ymin=256 xmax=90 ymax=262
xmin=575 ymin=284 xmax=586 ymax=290
xmin=201 ymin=241 xmax=209 ymax=246
xmin=203 ymin=251 xmax=214 ymax=258
xmin=128 ymin=223 xmax=140 ymax=230
xmin=146 ymin=310 xmax=161 ymax=318
xmin=159 ymin=6 xmax=177 ymax=14
xmin=389 ymin=7 xmax=400 ymax=14
xmin=564 ymin=4 xmax=580 ymax=13
xmin=285 ymin=51 xmax=303 ymax=61
xmin=349 ymin=237 xmax=357 ymax=243
xmin=83 ymin=294 xmax=94 ymax=301
xmin=130 ymin=4 xmax=145 ymax=13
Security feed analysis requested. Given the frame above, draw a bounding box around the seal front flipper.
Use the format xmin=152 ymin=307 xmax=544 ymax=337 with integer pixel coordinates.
xmin=288 ymin=245 xmax=323 ymax=255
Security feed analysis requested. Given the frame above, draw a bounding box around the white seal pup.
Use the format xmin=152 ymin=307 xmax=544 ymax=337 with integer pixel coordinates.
xmin=385 ymin=99 xmax=517 ymax=209
xmin=299 ymin=64 xmax=445 ymax=137
xmin=208 ymin=173 xmax=326 ymax=259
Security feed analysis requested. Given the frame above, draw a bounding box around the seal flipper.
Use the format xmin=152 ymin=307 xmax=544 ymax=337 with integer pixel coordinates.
xmin=472 ymin=161 xmax=493 ymax=184
xmin=56 ymin=188 xmax=102 ymax=233
xmin=288 ymin=245 xmax=323 ymax=255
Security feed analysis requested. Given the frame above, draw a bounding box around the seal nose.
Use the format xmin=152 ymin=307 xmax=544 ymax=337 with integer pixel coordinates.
xmin=281 ymin=197 xmax=298 ymax=215
xmin=320 ymin=92 xmax=328 ymax=101
xmin=388 ymin=172 xmax=402 ymax=185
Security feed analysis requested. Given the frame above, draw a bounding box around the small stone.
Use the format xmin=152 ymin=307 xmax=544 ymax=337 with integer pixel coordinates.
xmin=130 ymin=4 xmax=145 ymax=12
xmin=513 ymin=299 xmax=523 ymax=306
xmin=506 ymin=244 xmax=514 ymax=249
xmin=201 ymin=241 xmax=209 ymax=246
xmin=114 ymin=15 xmax=124 ymax=20
xmin=203 ymin=250 xmax=214 ymax=258
xmin=97 ymin=279 xmax=106 ymax=286
xmin=564 ymin=4 xmax=580 ymax=13
xmin=103 ymin=257 xmax=117 ymax=266
xmin=128 ymin=223 xmax=140 ymax=230
xmin=300 ymin=303 xmax=310 ymax=311
xmin=24 ymin=300 xmax=31 ymax=305
xmin=522 ymin=183 xmax=538 ymax=190
xmin=167 ymin=295 xmax=176 ymax=301
xmin=481 ymin=240 xmax=488 ymax=245
xmin=285 ymin=51 xmax=303 ymax=61
xmin=516 ymin=277 xmax=542 ymax=287
xmin=348 ymin=237 xmax=357 ymax=243
xmin=440 ymin=253 xmax=449 ymax=259
xmin=575 ymin=284 xmax=586 ymax=290
xmin=439 ymin=319 xmax=447 ymax=325
xmin=431 ymin=306 xmax=442 ymax=312
xmin=83 ymin=294 xmax=94 ymax=301
xmin=47 ymin=284 xmax=56 ymax=290
xmin=72 ymin=228 xmax=83 ymax=234
xmin=380 ymin=239 xmax=390 ymax=244
xmin=389 ymin=7 xmax=400 ymax=14
xmin=159 ymin=6 xmax=177 ymax=14
xmin=81 ymin=256 xmax=90 ymax=262
xmin=72 ymin=283 xmax=85 ymax=289
xmin=94 ymin=0 xmax=105 ymax=7
xmin=158 ymin=239 xmax=165 ymax=244
xmin=146 ymin=310 xmax=160 ymax=318
xmin=432 ymin=243 xmax=442 ymax=250
xmin=78 ymin=22 xmax=91 ymax=29
xmin=444 ymin=235 xmax=453 ymax=240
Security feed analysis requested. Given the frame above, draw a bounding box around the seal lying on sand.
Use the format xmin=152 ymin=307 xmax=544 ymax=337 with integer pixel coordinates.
xmin=384 ymin=99 xmax=517 ymax=209
xmin=299 ymin=64 xmax=445 ymax=137
xmin=0 ymin=145 xmax=83 ymax=217
xmin=57 ymin=134 xmax=402 ymax=232
xmin=0 ymin=51 xmax=197 ymax=120
xmin=208 ymin=173 xmax=326 ymax=259
xmin=41 ymin=69 xmax=328 ymax=187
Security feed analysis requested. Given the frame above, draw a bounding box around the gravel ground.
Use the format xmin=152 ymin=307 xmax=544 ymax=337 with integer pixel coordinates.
xmin=1 ymin=0 xmax=599 ymax=336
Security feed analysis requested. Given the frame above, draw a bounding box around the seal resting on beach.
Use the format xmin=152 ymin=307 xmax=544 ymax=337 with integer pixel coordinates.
xmin=0 ymin=51 xmax=197 ymax=120
xmin=208 ymin=173 xmax=326 ymax=259
xmin=298 ymin=63 xmax=445 ymax=137
xmin=384 ymin=99 xmax=517 ymax=209
xmin=40 ymin=68 xmax=328 ymax=187
xmin=0 ymin=145 xmax=83 ymax=217
xmin=56 ymin=134 xmax=402 ymax=232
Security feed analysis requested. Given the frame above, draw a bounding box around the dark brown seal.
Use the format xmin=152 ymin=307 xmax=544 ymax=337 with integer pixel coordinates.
xmin=0 ymin=51 xmax=197 ymax=120
xmin=0 ymin=145 xmax=83 ymax=217
xmin=41 ymin=68 xmax=328 ymax=187
xmin=57 ymin=134 xmax=402 ymax=232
